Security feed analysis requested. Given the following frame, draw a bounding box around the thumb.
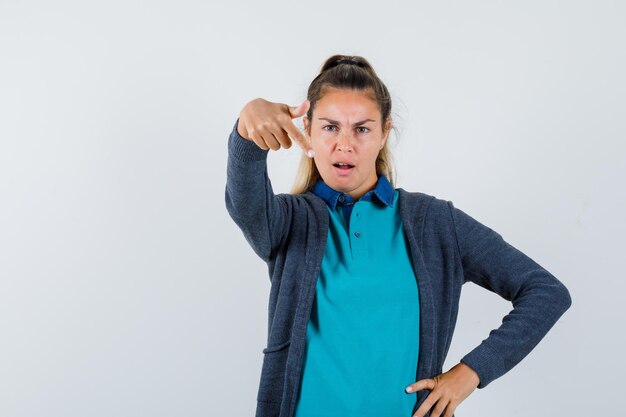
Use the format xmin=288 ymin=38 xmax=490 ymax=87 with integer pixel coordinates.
xmin=288 ymin=99 xmax=310 ymax=119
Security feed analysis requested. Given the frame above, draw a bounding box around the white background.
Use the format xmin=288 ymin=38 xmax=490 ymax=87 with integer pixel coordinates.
xmin=1 ymin=1 xmax=624 ymax=416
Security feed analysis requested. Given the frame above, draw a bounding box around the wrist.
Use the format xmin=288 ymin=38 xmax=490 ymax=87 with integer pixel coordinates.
xmin=457 ymin=362 xmax=481 ymax=387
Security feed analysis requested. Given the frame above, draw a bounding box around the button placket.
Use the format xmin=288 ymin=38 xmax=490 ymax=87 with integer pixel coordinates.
xmin=350 ymin=204 xmax=366 ymax=259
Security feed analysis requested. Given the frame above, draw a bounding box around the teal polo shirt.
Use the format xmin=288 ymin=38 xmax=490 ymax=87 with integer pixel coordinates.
xmin=294 ymin=175 xmax=420 ymax=417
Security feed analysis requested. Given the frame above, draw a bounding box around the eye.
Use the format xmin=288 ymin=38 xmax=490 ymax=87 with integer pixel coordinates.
xmin=356 ymin=126 xmax=369 ymax=134
xmin=322 ymin=125 xmax=338 ymax=131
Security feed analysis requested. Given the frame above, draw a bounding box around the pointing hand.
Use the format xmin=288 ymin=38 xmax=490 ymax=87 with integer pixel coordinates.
xmin=237 ymin=98 xmax=315 ymax=157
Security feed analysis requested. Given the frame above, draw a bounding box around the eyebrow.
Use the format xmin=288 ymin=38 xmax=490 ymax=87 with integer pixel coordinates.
xmin=318 ymin=117 xmax=376 ymax=126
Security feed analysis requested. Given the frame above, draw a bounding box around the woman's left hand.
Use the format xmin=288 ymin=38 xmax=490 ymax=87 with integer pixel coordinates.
xmin=405 ymin=362 xmax=480 ymax=417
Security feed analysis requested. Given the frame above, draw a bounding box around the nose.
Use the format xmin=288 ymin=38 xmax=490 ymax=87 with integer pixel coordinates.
xmin=336 ymin=130 xmax=353 ymax=152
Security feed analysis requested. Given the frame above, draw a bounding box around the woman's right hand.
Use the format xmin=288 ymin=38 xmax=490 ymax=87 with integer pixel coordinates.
xmin=237 ymin=98 xmax=315 ymax=157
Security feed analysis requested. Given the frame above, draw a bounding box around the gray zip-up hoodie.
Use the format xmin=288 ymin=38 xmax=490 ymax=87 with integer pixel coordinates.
xmin=224 ymin=118 xmax=572 ymax=417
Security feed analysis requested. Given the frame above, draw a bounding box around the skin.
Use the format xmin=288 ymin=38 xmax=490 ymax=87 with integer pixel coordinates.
xmin=237 ymin=90 xmax=481 ymax=417
xmin=237 ymin=97 xmax=314 ymax=155
xmin=405 ymin=362 xmax=480 ymax=417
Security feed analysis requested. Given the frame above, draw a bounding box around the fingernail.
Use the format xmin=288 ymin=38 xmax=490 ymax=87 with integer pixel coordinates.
xmin=405 ymin=386 xmax=413 ymax=393
xmin=307 ymin=150 xmax=315 ymax=158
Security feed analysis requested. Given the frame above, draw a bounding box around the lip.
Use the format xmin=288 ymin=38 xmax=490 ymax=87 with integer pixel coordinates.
xmin=333 ymin=165 xmax=354 ymax=176
xmin=332 ymin=160 xmax=355 ymax=166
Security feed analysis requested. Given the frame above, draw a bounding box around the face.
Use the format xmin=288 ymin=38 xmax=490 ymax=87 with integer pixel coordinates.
xmin=303 ymin=87 xmax=391 ymax=200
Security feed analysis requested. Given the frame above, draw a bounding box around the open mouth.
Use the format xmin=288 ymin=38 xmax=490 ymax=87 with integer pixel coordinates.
xmin=333 ymin=162 xmax=354 ymax=171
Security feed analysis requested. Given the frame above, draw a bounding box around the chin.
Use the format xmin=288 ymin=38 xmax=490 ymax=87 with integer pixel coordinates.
xmin=320 ymin=170 xmax=359 ymax=191
xmin=328 ymin=180 xmax=354 ymax=192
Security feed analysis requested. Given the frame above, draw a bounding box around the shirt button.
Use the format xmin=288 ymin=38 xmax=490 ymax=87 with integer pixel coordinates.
xmin=338 ymin=195 xmax=345 ymax=202
xmin=354 ymin=231 xmax=361 ymax=238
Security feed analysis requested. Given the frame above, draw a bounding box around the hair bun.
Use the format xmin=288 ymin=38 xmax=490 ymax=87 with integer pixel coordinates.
xmin=333 ymin=59 xmax=365 ymax=68
xmin=323 ymin=56 xmax=368 ymax=71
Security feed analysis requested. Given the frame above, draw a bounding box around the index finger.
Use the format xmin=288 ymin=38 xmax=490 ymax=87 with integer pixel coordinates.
xmin=283 ymin=120 xmax=315 ymax=158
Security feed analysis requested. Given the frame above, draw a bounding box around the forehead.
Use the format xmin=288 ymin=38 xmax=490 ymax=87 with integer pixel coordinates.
xmin=314 ymin=88 xmax=379 ymax=119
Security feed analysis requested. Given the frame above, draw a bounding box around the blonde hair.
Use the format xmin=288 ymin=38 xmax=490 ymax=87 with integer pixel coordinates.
xmin=290 ymin=54 xmax=397 ymax=194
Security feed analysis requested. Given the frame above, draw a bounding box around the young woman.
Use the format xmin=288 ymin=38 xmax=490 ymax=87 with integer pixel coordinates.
xmin=225 ymin=55 xmax=571 ymax=417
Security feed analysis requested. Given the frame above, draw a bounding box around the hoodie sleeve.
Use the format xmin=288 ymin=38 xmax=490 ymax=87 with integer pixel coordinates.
xmin=447 ymin=200 xmax=572 ymax=388
xmin=224 ymin=118 xmax=291 ymax=263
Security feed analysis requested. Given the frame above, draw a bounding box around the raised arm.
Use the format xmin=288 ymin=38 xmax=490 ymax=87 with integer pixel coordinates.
xmin=224 ymin=99 xmax=314 ymax=262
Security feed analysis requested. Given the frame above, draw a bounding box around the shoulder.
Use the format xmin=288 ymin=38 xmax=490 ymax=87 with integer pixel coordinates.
xmin=396 ymin=187 xmax=454 ymax=217
xmin=396 ymin=188 xmax=468 ymax=243
xmin=396 ymin=189 xmax=468 ymax=254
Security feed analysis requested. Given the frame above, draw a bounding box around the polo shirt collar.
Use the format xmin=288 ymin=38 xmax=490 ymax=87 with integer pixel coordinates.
xmin=312 ymin=174 xmax=395 ymax=210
